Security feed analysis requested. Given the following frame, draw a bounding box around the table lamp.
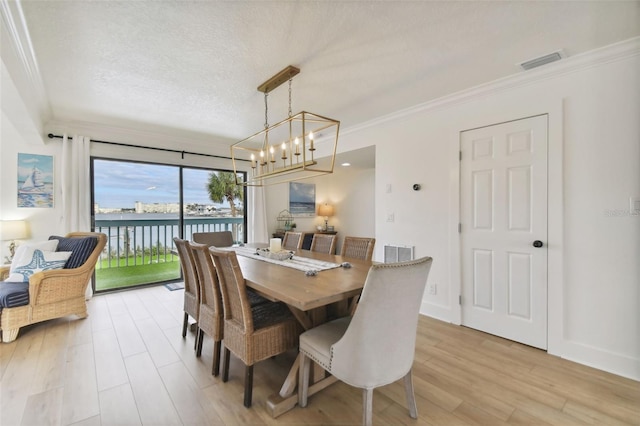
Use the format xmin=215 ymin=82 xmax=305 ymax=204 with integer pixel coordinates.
xmin=1 ymin=220 xmax=30 ymax=262
xmin=318 ymin=203 xmax=334 ymax=231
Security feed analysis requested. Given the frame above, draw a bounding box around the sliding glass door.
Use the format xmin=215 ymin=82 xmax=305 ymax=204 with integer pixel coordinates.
xmin=92 ymin=158 xmax=245 ymax=292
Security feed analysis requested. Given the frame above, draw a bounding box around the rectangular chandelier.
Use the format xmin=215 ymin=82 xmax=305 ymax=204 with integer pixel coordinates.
xmin=231 ymin=66 xmax=340 ymax=186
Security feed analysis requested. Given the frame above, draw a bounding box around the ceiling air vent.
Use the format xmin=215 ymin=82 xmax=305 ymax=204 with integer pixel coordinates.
xmin=519 ymin=50 xmax=565 ymax=71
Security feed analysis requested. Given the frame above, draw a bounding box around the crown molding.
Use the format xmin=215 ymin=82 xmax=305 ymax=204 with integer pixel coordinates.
xmin=342 ymin=36 xmax=640 ymax=137
xmin=0 ymin=0 xmax=51 ymax=121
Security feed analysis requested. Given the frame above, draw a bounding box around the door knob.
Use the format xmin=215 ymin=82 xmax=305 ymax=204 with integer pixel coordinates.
xmin=532 ymin=240 xmax=544 ymax=248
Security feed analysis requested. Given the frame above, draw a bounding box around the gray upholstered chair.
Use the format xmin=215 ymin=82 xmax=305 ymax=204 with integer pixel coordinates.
xmin=173 ymin=237 xmax=200 ymax=346
xmin=309 ymin=233 xmax=337 ymax=254
xmin=298 ymin=256 xmax=433 ymax=426
xmin=209 ymin=247 xmax=302 ymax=408
xmin=340 ymin=236 xmax=375 ymax=261
xmin=282 ymin=231 xmax=303 ymax=250
xmin=192 ymin=231 xmax=234 ymax=247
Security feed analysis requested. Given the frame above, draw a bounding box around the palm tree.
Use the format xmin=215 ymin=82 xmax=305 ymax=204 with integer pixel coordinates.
xmin=206 ymin=171 xmax=243 ymax=216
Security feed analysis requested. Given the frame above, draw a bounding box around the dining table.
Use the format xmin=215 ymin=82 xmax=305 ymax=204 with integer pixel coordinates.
xmin=227 ymin=244 xmax=373 ymax=418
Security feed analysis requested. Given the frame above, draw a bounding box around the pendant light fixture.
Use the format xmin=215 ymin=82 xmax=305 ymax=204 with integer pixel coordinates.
xmin=231 ymin=66 xmax=340 ymax=186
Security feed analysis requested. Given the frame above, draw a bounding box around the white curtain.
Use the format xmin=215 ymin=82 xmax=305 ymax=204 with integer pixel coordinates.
xmin=60 ymin=134 xmax=92 ymax=298
xmin=248 ymin=186 xmax=268 ymax=243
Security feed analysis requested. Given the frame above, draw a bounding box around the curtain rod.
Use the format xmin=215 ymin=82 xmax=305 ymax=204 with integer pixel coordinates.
xmin=46 ymin=133 xmax=246 ymax=162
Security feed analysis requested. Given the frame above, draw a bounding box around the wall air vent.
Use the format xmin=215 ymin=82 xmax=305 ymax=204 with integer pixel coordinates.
xmin=384 ymin=244 xmax=414 ymax=263
xmin=519 ymin=50 xmax=565 ymax=71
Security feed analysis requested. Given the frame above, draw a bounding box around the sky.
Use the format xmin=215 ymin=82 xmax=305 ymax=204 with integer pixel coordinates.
xmin=93 ymin=159 xmax=232 ymax=208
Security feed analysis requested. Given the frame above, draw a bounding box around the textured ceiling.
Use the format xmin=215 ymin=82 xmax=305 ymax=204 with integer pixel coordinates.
xmin=16 ymin=0 xmax=640 ymax=151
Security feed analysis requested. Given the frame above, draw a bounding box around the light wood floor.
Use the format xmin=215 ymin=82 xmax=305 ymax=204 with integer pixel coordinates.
xmin=1 ymin=284 xmax=638 ymax=426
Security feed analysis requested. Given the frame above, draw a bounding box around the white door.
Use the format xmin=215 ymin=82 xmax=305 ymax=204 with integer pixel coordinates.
xmin=460 ymin=115 xmax=548 ymax=349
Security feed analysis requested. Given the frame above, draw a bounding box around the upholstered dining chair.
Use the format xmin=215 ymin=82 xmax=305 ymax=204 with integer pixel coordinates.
xmin=340 ymin=236 xmax=376 ymax=261
xmin=298 ymin=256 xmax=433 ymax=426
xmin=173 ymin=237 xmax=200 ymax=347
xmin=209 ymin=247 xmax=303 ymax=408
xmin=309 ymin=234 xmax=337 ymax=254
xmin=282 ymin=231 xmax=303 ymax=250
xmin=192 ymin=231 xmax=234 ymax=247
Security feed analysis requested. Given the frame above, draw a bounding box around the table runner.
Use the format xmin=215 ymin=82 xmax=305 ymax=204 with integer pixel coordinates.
xmin=224 ymin=246 xmax=341 ymax=272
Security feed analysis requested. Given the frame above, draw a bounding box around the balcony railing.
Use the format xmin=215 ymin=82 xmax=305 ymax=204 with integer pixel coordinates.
xmin=93 ymin=216 xmax=244 ymax=291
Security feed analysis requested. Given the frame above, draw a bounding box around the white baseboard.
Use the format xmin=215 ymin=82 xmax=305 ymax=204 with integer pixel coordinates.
xmin=552 ymin=339 xmax=640 ymax=381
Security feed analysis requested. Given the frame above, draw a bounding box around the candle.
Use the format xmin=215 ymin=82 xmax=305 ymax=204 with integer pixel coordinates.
xmin=269 ymin=238 xmax=282 ymax=252
xmin=281 ymin=142 xmax=287 ymax=160
xmin=270 ymin=146 xmax=275 ymax=162
xmin=294 ymin=137 xmax=300 ymax=154
xmin=250 ymin=153 xmax=256 ymax=168
xmin=260 ymin=150 xmax=265 ymax=165
xmin=309 ymin=132 xmax=315 ymax=150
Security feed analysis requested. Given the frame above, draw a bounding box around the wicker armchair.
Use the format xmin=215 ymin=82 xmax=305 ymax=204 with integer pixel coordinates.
xmin=310 ymin=234 xmax=337 ymax=254
xmin=0 ymin=232 xmax=106 ymax=343
xmin=282 ymin=231 xmax=303 ymax=250
xmin=340 ymin=236 xmax=376 ymax=261
xmin=173 ymin=237 xmax=200 ymax=345
xmin=209 ymin=247 xmax=302 ymax=407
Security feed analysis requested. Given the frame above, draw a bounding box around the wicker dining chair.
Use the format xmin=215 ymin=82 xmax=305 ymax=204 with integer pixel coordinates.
xmin=192 ymin=231 xmax=234 ymax=247
xmin=340 ymin=236 xmax=376 ymax=261
xmin=298 ymin=257 xmax=433 ymax=426
xmin=189 ymin=241 xmax=224 ymax=376
xmin=309 ymin=234 xmax=337 ymax=254
xmin=209 ymin=247 xmax=302 ymax=408
xmin=173 ymin=237 xmax=200 ymax=347
xmin=282 ymin=231 xmax=303 ymax=250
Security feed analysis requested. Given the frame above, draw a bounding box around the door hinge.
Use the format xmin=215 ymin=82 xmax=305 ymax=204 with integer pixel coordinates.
xmin=459 ymin=295 xmax=462 ymax=305
xmin=459 ymin=151 xmax=462 ymax=161
xmin=458 ymin=223 xmax=462 ymax=233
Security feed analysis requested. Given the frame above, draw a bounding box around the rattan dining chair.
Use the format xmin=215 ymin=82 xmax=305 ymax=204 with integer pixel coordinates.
xmin=282 ymin=231 xmax=303 ymax=250
xmin=189 ymin=241 xmax=224 ymax=376
xmin=173 ymin=237 xmax=200 ymax=348
xmin=298 ymin=256 xmax=433 ymax=426
xmin=340 ymin=236 xmax=376 ymax=261
xmin=209 ymin=247 xmax=302 ymax=408
xmin=309 ymin=234 xmax=337 ymax=254
xmin=192 ymin=231 xmax=234 ymax=247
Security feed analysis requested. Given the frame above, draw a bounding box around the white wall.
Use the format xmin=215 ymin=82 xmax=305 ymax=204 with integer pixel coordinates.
xmin=264 ymin=165 xmax=375 ymax=254
xmin=338 ymin=40 xmax=640 ymax=379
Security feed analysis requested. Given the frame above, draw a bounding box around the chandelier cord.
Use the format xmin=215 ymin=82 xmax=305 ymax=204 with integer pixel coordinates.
xmin=264 ymin=92 xmax=269 ymax=130
xmin=288 ymin=77 xmax=293 ymax=118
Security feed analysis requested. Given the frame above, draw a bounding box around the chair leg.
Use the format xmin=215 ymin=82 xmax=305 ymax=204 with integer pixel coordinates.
xmin=298 ymin=352 xmax=310 ymax=408
xmin=362 ymin=388 xmax=373 ymax=426
xmin=222 ymin=347 xmax=230 ymax=382
xmin=196 ymin=329 xmax=204 ymax=357
xmin=403 ymin=369 xmax=418 ymax=419
xmin=182 ymin=312 xmax=188 ymax=338
xmin=212 ymin=340 xmax=221 ymax=377
xmin=243 ymin=364 xmax=254 ymax=408
xmin=193 ymin=325 xmax=199 ymax=350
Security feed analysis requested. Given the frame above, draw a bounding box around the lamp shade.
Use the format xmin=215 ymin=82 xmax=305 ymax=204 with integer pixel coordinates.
xmin=0 ymin=220 xmax=30 ymax=241
xmin=318 ymin=203 xmax=334 ymax=218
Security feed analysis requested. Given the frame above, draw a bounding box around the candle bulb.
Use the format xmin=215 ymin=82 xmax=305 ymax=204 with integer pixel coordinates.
xmin=294 ymin=137 xmax=300 ymax=155
xmin=281 ymin=142 xmax=287 ymax=160
xmin=270 ymin=146 xmax=275 ymax=163
xmin=309 ymin=132 xmax=315 ymax=151
xmin=260 ymin=150 xmax=265 ymax=165
xmin=250 ymin=153 xmax=256 ymax=168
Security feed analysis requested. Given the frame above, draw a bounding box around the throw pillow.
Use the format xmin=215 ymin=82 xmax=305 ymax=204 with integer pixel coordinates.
xmin=49 ymin=236 xmax=98 ymax=269
xmin=9 ymin=240 xmax=59 ymax=275
xmin=8 ymin=249 xmax=72 ymax=282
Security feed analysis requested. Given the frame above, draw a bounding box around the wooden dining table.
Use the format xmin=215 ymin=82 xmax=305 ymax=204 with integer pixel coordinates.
xmin=232 ymin=245 xmax=372 ymax=418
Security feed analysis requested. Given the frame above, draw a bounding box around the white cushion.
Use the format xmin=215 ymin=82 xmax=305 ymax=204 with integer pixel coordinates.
xmin=8 ymin=240 xmax=71 ymax=282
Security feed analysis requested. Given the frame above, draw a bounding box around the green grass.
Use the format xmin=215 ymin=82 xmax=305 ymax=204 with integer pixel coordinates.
xmin=95 ymin=257 xmax=181 ymax=291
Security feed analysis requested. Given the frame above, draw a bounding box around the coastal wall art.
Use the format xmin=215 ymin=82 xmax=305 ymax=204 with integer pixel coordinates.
xmin=17 ymin=153 xmax=54 ymax=208
xmin=289 ymin=182 xmax=315 ymax=216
